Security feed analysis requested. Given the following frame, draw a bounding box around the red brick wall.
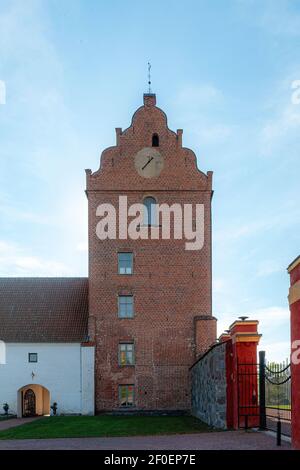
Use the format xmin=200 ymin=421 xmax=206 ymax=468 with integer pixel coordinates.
xmin=195 ymin=316 xmax=217 ymax=357
xmin=86 ymin=94 xmax=215 ymax=411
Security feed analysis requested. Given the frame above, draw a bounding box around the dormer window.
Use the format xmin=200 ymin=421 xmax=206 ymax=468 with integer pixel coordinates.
xmin=152 ymin=133 xmax=159 ymax=147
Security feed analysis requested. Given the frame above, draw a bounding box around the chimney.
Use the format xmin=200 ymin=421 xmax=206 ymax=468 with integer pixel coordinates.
xmin=143 ymin=93 xmax=156 ymax=107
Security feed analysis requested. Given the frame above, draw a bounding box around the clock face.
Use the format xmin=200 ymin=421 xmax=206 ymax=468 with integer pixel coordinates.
xmin=134 ymin=147 xmax=164 ymax=178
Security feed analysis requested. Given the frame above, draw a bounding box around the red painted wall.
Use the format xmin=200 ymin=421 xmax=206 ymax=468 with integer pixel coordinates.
xmin=288 ymin=256 xmax=300 ymax=450
xmin=225 ymin=321 xmax=260 ymax=429
xmin=291 ymin=299 xmax=300 ymax=449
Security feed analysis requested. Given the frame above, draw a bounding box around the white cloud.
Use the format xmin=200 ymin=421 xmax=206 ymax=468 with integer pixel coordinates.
xmin=0 ymin=240 xmax=71 ymax=276
xmin=195 ymin=124 xmax=232 ymax=143
xmin=173 ymin=84 xmax=232 ymax=145
xmin=260 ymin=102 xmax=300 ymax=156
xmin=259 ymin=0 xmax=300 ymax=37
xmin=256 ymin=259 xmax=282 ymax=277
xmin=236 ymin=0 xmax=300 ymax=37
xmin=0 ymin=202 xmax=51 ymax=225
xmin=76 ymin=241 xmax=88 ymax=252
xmin=0 ymin=0 xmax=58 ymax=62
xmin=218 ymin=306 xmax=289 ymax=334
xmin=215 ymin=201 xmax=300 ymax=243
xmin=176 ymin=84 xmax=223 ymax=108
xmin=259 ymin=340 xmax=291 ymax=363
xmin=255 ymin=306 xmax=289 ymax=325
xmin=217 ymin=306 xmax=290 ymax=362
xmin=212 ymin=277 xmax=228 ymax=294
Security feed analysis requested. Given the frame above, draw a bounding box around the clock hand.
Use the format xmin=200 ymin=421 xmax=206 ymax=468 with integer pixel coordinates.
xmin=141 ymin=156 xmax=154 ymax=170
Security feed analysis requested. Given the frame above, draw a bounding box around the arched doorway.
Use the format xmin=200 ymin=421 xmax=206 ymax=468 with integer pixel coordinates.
xmin=17 ymin=384 xmax=50 ymax=418
xmin=23 ymin=388 xmax=36 ymax=417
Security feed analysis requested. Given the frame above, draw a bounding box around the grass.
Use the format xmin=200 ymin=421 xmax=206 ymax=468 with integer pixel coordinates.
xmin=0 ymin=415 xmax=214 ymax=440
xmin=266 ymin=405 xmax=291 ymax=411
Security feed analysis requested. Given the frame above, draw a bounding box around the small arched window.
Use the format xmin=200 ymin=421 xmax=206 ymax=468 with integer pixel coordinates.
xmin=143 ymin=197 xmax=157 ymax=226
xmin=152 ymin=133 xmax=159 ymax=147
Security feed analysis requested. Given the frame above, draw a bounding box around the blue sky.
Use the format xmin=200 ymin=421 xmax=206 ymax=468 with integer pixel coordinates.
xmin=1 ymin=0 xmax=300 ymax=361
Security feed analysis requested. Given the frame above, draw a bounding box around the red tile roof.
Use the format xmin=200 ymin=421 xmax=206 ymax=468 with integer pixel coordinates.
xmin=0 ymin=278 xmax=88 ymax=342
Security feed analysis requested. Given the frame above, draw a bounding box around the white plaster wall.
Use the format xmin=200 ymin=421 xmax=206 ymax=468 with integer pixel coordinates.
xmin=0 ymin=343 xmax=88 ymax=416
xmin=81 ymin=346 xmax=95 ymax=415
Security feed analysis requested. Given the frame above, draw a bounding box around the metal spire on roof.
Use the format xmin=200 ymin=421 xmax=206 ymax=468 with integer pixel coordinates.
xmin=147 ymin=62 xmax=152 ymax=94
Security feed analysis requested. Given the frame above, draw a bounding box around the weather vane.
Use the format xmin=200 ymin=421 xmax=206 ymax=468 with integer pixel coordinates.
xmin=148 ymin=62 xmax=152 ymax=94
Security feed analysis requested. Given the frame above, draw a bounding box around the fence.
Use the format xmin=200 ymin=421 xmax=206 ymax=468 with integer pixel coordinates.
xmin=237 ymin=350 xmax=291 ymax=440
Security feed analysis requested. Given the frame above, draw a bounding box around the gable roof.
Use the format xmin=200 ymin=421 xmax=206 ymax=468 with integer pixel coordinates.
xmin=0 ymin=278 xmax=88 ymax=343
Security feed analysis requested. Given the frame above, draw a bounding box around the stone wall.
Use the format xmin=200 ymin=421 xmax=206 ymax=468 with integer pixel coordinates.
xmin=191 ymin=342 xmax=227 ymax=429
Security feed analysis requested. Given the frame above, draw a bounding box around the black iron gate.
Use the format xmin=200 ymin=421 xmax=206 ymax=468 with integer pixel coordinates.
xmin=237 ymin=360 xmax=260 ymax=429
xmin=23 ymin=388 xmax=36 ymax=417
xmin=265 ymin=360 xmax=291 ymax=436
xmin=237 ymin=351 xmax=291 ymax=437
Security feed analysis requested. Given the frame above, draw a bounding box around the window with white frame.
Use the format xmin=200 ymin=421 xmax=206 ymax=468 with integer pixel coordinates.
xmin=118 ymin=252 xmax=133 ymax=274
xmin=28 ymin=353 xmax=38 ymax=363
xmin=119 ymin=384 xmax=134 ymax=407
xmin=118 ymin=295 xmax=134 ymax=318
xmin=119 ymin=343 xmax=134 ymax=366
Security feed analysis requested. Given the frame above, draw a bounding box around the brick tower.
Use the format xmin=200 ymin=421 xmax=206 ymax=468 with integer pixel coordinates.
xmin=86 ymin=93 xmax=216 ymax=412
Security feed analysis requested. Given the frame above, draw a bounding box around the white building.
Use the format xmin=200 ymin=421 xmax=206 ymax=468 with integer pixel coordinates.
xmin=0 ymin=278 xmax=94 ymax=417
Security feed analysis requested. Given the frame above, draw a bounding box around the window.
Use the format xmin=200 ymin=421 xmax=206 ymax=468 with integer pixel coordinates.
xmin=119 ymin=385 xmax=134 ymax=407
xmin=119 ymin=343 xmax=134 ymax=366
xmin=143 ymin=196 xmax=156 ymax=226
xmin=118 ymin=295 xmax=134 ymax=318
xmin=152 ymin=133 xmax=159 ymax=147
xmin=28 ymin=353 xmax=38 ymax=363
xmin=118 ymin=252 xmax=133 ymax=274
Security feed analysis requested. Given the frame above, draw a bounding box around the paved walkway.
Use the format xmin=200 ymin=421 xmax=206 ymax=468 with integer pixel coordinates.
xmin=267 ymin=417 xmax=291 ymax=437
xmin=0 ymin=417 xmax=40 ymax=432
xmin=0 ymin=430 xmax=291 ymax=450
